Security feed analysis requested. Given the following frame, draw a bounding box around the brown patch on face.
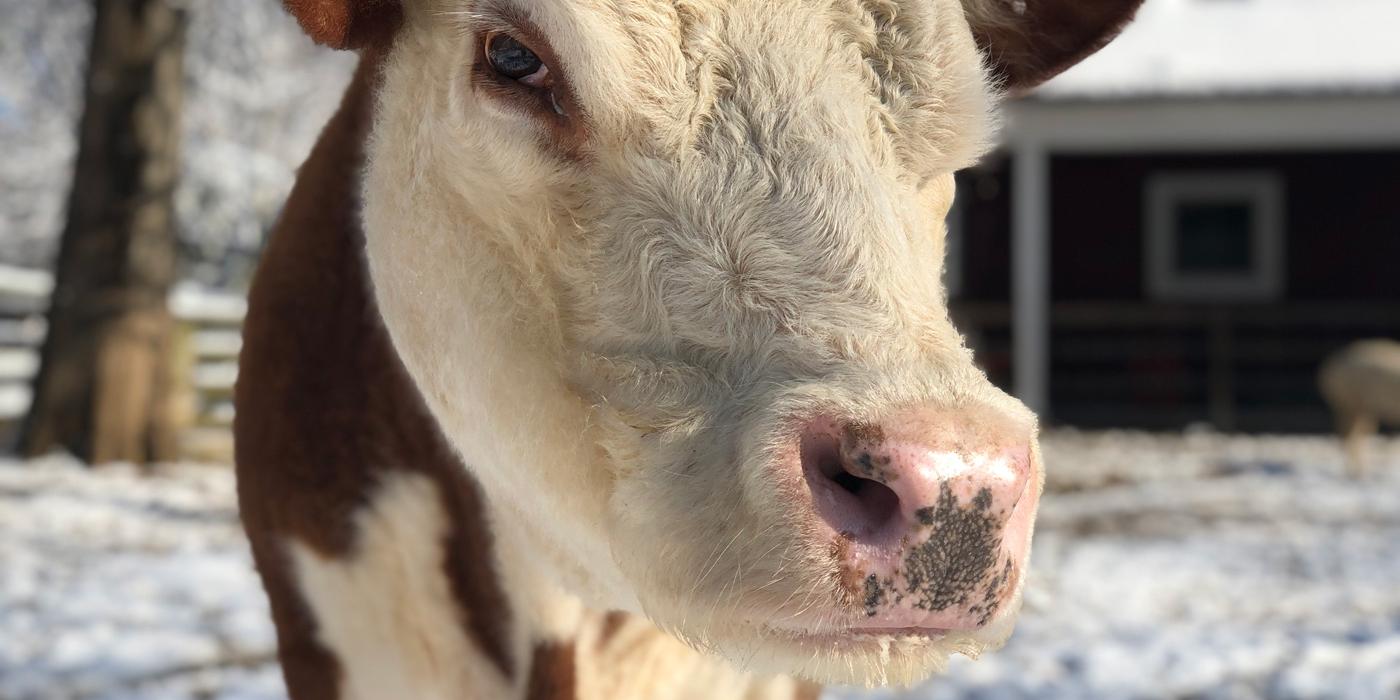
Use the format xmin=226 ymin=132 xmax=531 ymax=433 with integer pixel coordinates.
xmin=235 ymin=51 xmax=516 ymax=695
xmin=841 ymin=422 xmax=885 ymax=448
xmin=830 ymin=533 xmax=864 ymax=606
xmin=526 ymin=640 xmax=578 ymax=700
xmin=282 ymin=0 xmax=401 ymax=50
xmin=793 ymin=681 xmax=825 ymax=700
xmin=966 ymin=0 xmax=1144 ymax=92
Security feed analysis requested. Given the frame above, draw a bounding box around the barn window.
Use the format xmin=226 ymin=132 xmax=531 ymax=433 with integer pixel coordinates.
xmin=1145 ymin=172 xmax=1284 ymax=302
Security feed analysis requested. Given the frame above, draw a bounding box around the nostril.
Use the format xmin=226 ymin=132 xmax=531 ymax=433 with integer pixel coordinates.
xmin=829 ymin=470 xmax=901 ymax=539
xmin=802 ymin=425 xmax=903 ymax=543
xmin=830 ymin=470 xmax=866 ymax=495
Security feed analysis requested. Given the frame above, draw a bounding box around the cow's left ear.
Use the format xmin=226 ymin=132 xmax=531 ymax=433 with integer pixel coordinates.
xmin=283 ymin=0 xmax=401 ymax=50
xmin=962 ymin=0 xmax=1144 ymax=93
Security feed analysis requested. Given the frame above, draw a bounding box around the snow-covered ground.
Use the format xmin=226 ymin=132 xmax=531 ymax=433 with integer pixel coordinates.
xmin=3 ymin=431 xmax=1399 ymax=700
xmin=837 ymin=431 xmax=1400 ymax=700
xmin=0 ymin=456 xmax=281 ymax=700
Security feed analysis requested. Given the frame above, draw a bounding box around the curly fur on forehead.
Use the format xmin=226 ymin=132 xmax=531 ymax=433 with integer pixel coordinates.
xmin=681 ymin=0 xmax=996 ymax=172
xmin=435 ymin=0 xmax=994 ymax=171
xmin=830 ymin=0 xmax=997 ymax=171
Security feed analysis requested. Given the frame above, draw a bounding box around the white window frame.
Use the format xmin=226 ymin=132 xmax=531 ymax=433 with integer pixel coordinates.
xmin=1145 ymin=171 xmax=1285 ymax=302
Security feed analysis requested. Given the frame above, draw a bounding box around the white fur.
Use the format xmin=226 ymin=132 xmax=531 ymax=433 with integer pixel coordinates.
xmin=1320 ymin=339 xmax=1400 ymax=477
xmin=289 ymin=473 xmax=515 ymax=699
xmin=572 ymin=611 xmax=812 ymax=699
xmin=360 ymin=0 xmax=1037 ymax=687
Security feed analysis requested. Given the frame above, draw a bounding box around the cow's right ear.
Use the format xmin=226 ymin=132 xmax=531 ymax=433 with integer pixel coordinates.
xmin=962 ymin=0 xmax=1143 ymax=94
xmin=284 ymin=0 xmax=401 ymax=50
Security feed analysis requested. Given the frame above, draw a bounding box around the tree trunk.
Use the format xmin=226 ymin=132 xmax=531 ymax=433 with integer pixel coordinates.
xmin=20 ymin=0 xmax=187 ymax=465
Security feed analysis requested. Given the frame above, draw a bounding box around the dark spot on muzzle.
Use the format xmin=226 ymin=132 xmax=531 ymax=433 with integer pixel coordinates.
xmin=839 ymin=423 xmax=896 ymax=482
xmin=902 ymin=484 xmax=1007 ymax=614
xmin=862 ymin=574 xmax=886 ymax=616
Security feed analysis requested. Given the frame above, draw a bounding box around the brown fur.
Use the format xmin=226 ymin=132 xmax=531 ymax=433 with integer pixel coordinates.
xmin=526 ymin=641 xmax=579 ymax=700
xmin=234 ymin=54 xmax=515 ymax=693
xmin=235 ymin=45 xmax=810 ymax=700
xmin=967 ymin=0 xmax=1144 ymax=91
xmin=282 ymin=0 xmax=401 ymax=49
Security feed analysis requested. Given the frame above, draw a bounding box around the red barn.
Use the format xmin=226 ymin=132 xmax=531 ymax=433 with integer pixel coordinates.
xmin=949 ymin=0 xmax=1400 ymax=431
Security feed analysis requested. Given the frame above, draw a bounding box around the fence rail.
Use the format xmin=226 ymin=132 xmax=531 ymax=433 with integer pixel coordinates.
xmin=951 ymin=300 xmax=1400 ymax=432
xmin=0 ymin=264 xmax=245 ymax=461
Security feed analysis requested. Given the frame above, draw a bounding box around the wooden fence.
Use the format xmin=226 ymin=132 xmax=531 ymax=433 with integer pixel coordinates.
xmin=0 ymin=264 xmax=245 ymax=462
xmin=952 ymin=300 xmax=1400 ymax=432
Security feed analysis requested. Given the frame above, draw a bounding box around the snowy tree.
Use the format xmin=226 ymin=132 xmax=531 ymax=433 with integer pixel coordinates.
xmin=0 ymin=0 xmax=354 ymax=286
xmin=21 ymin=0 xmax=188 ymax=464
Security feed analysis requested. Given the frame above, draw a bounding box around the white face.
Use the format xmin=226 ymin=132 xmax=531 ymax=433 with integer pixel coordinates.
xmin=363 ymin=0 xmax=1041 ymax=686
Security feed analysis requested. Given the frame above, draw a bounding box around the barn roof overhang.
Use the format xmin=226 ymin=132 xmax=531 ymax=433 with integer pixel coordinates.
xmin=1001 ymin=92 xmax=1400 ymax=154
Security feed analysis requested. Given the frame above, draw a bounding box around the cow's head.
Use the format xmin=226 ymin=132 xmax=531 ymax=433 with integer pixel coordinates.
xmin=286 ymin=0 xmax=1138 ymax=686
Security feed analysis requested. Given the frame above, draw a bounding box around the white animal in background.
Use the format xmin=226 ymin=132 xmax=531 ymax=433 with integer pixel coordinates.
xmin=1320 ymin=339 xmax=1400 ymax=477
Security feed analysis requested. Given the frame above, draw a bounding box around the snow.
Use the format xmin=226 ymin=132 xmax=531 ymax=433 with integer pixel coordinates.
xmin=168 ymin=281 xmax=249 ymax=324
xmin=831 ymin=431 xmax=1400 ymax=700
xmin=0 ymin=0 xmax=353 ymax=284
xmin=0 ymin=264 xmax=54 ymax=300
xmin=0 ymin=455 xmax=281 ymax=700
xmin=0 ymin=383 xmax=30 ymax=421
xmin=3 ymin=431 xmax=1399 ymax=699
xmin=1040 ymin=0 xmax=1400 ymax=99
xmin=0 ymin=275 xmax=246 ymax=422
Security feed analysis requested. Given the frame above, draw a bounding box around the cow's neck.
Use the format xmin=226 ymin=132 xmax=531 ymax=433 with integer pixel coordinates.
xmin=237 ymin=52 xmax=814 ymax=699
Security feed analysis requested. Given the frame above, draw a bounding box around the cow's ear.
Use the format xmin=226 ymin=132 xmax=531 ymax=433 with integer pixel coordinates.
xmin=963 ymin=0 xmax=1143 ymax=93
xmin=283 ymin=0 xmax=401 ymax=50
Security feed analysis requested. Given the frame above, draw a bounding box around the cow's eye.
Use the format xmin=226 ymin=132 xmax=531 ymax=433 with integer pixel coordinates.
xmin=484 ymin=32 xmax=549 ymax=88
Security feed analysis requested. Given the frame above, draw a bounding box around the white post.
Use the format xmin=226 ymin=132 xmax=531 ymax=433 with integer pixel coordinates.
xmin=1011 ymin=143 xmax=1050 ymax=416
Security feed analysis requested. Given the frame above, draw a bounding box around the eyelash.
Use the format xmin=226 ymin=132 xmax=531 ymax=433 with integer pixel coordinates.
xmin=479 ymin=30 xmax=569 ymax=118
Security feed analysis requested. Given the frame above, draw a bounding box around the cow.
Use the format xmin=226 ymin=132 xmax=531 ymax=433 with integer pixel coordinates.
xmin=1320 ymin=339 xmax=1400 ymax=477
xmin=234 ymin=1 xmax=1142 ymax=698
